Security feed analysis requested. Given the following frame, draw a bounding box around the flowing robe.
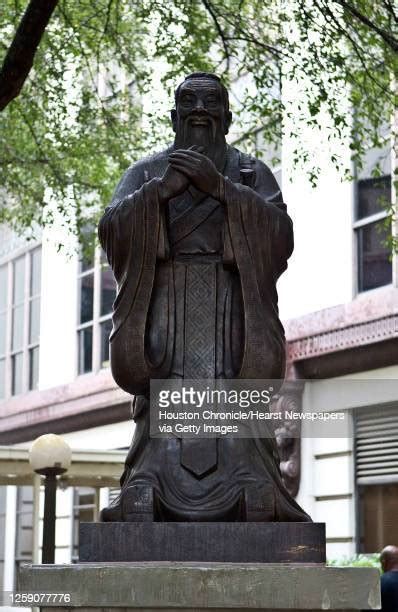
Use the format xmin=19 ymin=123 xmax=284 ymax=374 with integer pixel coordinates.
xmin=99 ymin=144 xmax=310 ymax=521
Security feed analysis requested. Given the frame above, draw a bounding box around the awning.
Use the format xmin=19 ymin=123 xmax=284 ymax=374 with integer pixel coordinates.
xmin=0 ymin=447 xmax=125 ymax=487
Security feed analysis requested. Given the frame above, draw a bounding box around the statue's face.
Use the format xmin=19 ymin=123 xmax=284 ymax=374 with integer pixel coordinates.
xmin=172 ymin=78 xmax=231 ymax=137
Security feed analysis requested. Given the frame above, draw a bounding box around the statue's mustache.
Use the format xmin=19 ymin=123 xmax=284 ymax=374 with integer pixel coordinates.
xmin=187 ymin=112 xmax=211 ymax=122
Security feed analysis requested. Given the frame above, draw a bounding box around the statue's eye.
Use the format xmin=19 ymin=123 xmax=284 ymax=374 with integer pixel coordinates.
xmin=180 ymin=95 xmax=195 ymax=106
xmin=205 ymin=95 xmax=218 ymax=106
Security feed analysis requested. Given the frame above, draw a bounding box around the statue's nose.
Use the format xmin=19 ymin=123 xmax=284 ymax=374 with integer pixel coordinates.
xmin=193 ymin=99 xmax=205 ymax=111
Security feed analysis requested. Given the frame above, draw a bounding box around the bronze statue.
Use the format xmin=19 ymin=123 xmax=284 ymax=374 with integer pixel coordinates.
xmin=99 ymin=72 xmax=310 ymax=523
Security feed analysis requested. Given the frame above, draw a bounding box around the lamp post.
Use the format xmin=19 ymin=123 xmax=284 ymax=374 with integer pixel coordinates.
xmin=29 ymin=434 xmax=71 ymax=564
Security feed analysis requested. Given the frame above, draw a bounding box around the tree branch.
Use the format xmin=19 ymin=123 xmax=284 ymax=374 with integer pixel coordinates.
xmin=334 ymin=0 xmax=398 ymax=51
xmin=0 ymin=0 xmax=59 ymax=111
xmin=96 ymin=0 xmax=114 ymax=70
xmin=313 ymin=0 xmax=392 ymax=98
xmin=381 ymin=0 xmax=397 ymax=22
xmin=217 ymin=9 xmax=283 ymax=59
xmin=200 ymin=0 xmax=231 ymax=70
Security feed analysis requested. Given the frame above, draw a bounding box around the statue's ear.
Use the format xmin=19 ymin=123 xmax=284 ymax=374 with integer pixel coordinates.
xmin=224 ymin=111 xmax=232 ymax=135
xmin=171 ymin=109 xmax=177 ymax=133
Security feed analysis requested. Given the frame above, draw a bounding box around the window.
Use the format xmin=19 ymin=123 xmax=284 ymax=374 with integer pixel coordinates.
xmin=15 ymin=486 xmax=33 ymax=584
xmin=15 ymin=486 xmax=33 ymax=562
xmin=77 ymin=248 xmax=116 ymax=375
xmin=72 ymin=487 xmax=96 ymax=562
xmin=0 ymin=247 xmax=41 ymax=399
xmin=0 ymin=266 xmax=7 ymax=399
xmin=0 ymin=487 xmax=6 ymax=592
xmin=354 ymin=175 xmax=392 ymax=292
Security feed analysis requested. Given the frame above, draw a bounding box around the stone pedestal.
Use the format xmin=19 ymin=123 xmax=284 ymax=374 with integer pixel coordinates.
xmin=18 ymin=562 xmax=380 ymax=611
xmin=80 ymin=522 xmax=326 ymax=563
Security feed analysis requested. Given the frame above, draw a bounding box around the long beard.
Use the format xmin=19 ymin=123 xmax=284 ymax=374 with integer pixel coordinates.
xmin=174 ymin=117 xmax=227 ymax=171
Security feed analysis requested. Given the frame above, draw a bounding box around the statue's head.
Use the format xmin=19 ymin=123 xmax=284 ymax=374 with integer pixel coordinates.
xmin=171 ymin=73 xmax=232 ymax=147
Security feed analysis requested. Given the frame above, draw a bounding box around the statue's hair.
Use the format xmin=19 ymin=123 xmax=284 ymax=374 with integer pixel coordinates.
xmin=174 ymin=72 xmax=229 ymax=110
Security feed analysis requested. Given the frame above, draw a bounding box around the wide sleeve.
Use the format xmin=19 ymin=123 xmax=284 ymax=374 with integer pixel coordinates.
xmin=99 ymin=162 xmax=153 ymax=272
xmin=98 ymin=172 xmax=170 ymax=394
xmin=223 ymin=176 xmax=293 ymax=381
xmin=99 ymin=163 xmax=169 ymax=281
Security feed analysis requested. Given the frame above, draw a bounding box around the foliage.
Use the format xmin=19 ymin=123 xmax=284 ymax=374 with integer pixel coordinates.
xmin=328 ymin=553 xmax=381 ymax=571
xmin=0 ymin=0 xmax=396 ymax=244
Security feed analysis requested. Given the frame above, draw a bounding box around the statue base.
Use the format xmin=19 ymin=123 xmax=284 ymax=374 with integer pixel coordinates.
xmin=18 ymin=562 xmax=380 ymax=611
xmin=79 ymin=522 xmax=326 ymax=563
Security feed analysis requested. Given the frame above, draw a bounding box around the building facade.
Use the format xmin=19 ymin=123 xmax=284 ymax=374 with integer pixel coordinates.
xmin=0 ymin=88 xmax=396 ymax=589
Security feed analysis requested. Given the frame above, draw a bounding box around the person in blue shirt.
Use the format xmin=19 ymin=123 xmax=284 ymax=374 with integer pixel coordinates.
xmin=380 ymin=545 xmax=398 ymax=612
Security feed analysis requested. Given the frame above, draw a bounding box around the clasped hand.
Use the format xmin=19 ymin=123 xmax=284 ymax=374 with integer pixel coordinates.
xmin=159 ymin=146 xmax=222 ymax=202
